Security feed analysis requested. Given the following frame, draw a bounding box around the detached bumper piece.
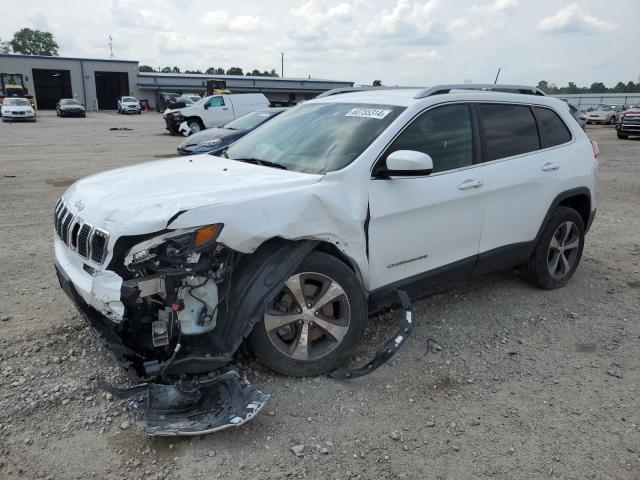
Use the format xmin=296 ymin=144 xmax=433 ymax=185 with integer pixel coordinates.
xmin=330 ymin=289 xmax=414 ymax=379
xmin=97 ymin=371 xmax=269 ymax=436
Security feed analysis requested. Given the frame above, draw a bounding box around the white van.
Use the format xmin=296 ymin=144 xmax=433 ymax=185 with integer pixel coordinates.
xmin=164 ymin=93 xmax=270 ymax=135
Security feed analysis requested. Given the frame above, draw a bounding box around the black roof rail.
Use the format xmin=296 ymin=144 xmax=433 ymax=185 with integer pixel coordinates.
xmin=414 ymin=84 xmax=546 ymax=99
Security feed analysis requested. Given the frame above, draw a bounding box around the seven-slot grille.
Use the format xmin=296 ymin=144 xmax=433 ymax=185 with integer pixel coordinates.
xmin=54 ymin=199 xmax=109 ymax=264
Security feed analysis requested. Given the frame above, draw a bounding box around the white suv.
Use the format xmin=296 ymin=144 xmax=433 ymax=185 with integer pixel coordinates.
xmin=117 ymin=96 xmax=141 ymax=114
xmin=54 ymin=84 xmax=598 ymax=380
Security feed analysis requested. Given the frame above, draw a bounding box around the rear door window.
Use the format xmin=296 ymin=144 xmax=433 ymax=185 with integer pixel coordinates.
xmin=478 ymin=104 xmax=540 ymax=161
xmin=532 ymin=107 xmax=572 ymax=148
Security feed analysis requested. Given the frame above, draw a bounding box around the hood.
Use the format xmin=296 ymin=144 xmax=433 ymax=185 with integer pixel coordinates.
xmin=179 ymin=127 xmax=237 ymax=147
xmin=2 ymin=105 xmax=33 ymax=112
xmin=62 ymin=155 xmax=321 ymax=237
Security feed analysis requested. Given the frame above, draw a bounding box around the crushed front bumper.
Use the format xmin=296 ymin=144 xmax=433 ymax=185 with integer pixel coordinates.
xmin=54 ymin=235 xmax=124 ymax=322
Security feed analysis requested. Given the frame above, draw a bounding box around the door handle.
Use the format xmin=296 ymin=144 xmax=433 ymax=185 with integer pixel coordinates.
xmin=541 ymin=162 xmax=560 ymax=172
xmin=222 ymin=107 xmax=229 ymax=110
xmin=457 ymin=179 xmax=483 ymax=190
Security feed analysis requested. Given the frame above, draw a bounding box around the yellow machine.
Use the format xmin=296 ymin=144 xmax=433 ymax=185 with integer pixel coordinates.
xmin=0 ymin=73 xmax=36 ymax=108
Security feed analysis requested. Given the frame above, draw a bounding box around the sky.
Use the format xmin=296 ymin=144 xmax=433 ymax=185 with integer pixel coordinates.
xmin=2 ymin=0 xmax=638 ymax=87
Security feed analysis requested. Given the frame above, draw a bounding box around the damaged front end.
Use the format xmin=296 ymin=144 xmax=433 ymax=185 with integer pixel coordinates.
xmin=56 ymin=222 xmax=317 ymax=381
xmin=56 ymin=221 xmax=319 ymax=434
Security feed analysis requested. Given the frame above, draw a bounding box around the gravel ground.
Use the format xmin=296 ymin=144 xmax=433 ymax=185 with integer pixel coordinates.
xmin=0 ymin=111 xmax=638 ymax=480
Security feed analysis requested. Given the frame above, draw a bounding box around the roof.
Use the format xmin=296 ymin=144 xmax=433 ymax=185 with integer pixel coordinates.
xmin=137 ymin=72 xmax=352 ymax=84
xmin=0 ymin=53 xmax=138 ymax=64
xmin=309 ymin=86 xmax=565 ymax=108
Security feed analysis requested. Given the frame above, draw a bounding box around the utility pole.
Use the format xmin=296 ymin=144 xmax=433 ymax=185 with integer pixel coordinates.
xmin=281 ymin=51 xmax=284 ymax=78
xmin=108 ymin=35 xmax=114 ymax=59
xmin=494 ymin=67 xmax=501 ymax=84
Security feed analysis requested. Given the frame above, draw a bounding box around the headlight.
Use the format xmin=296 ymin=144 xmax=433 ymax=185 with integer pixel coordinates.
xmin=172 ymin=112 xmax=183 ymax=117
xmin=125 ymin=224 xmax=223 ymax=267
xmin=203 ymin=138 xmax=223 ymax=147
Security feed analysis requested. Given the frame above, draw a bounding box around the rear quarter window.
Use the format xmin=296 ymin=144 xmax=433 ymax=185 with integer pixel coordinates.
xmin=478 ymin=103 xmax=540 ymax=161
xmin=532 ymin=106 xmax=572 ymax=148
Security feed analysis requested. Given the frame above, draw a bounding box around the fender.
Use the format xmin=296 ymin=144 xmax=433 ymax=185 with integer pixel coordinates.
xmin=534 ymin=187 xmax=593 ymax=241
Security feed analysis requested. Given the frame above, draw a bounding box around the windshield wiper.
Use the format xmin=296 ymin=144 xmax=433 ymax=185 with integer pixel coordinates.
xmin=231 ymin=158 xmax=288 ymax=170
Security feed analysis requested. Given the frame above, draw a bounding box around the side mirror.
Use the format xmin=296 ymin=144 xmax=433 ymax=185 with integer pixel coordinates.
xmin=203 ymin=103 xmax=210 ymax=109
xmin=382 ymin=150 xmax=433 ymax=176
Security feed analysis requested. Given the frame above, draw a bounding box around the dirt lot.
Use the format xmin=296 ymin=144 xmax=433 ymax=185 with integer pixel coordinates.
xmin=0 ymin=111 xmax=638 ymax=480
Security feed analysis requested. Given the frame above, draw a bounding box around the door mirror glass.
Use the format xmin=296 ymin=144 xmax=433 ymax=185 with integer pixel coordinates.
xmin=203 ymin=103 xmax=210 ymax=109
xmin=384 ymin=150 xmax=433 ymax=176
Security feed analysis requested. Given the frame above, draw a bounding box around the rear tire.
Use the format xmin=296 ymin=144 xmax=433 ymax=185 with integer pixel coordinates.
xmin=249 ymin=251 xmax=367 ymax=376
xmin=609 ymin=117 xmax=615 ymax=125
xmin=526 ymin=206 xmax=585 ymax=290
xmin=617 ymin=133 xmax=628 ymax=139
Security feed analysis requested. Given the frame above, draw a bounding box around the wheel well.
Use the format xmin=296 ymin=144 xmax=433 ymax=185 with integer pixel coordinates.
xmin=313 ymin=242 xmax=365 ymax=288
xmin=559 ymin=194 xmax=590 ymax=227
xmin=186 ymin=116 xmax=203 ymax=125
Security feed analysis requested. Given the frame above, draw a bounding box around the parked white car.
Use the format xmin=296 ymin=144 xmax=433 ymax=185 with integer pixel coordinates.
xmin=117 ymin=96 xmax=141 ymax=115
xmin=1 ymin=97 xmax=36 ymax=122
xmin=54 ymin=84 xmax=598 ymax=383
xmin=163 ymin=93 xmax=270 ymax=135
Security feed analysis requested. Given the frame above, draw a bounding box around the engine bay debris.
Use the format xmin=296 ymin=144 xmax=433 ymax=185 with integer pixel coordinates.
xmin=97 ymin=371 xmax=269 ymax=436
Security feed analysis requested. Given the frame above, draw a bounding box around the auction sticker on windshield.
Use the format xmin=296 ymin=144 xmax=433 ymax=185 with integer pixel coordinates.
xmin=346 ymin=108 xmax=392 ymax=119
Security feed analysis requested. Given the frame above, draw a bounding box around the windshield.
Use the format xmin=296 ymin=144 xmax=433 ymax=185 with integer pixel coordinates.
xmin=122 ymin=97 xmax=137 ymax=103
xmin=226 ymin=103 xmax=405 ymax=174
xmin=60 ymin=99 xmax=80 ymax=105
xmin=596 ymin=105 xmax=615 ymax=111
xmin=175 ymin=96 xmax=195 ymax=105
xmin=224 ymin=110 xmax=280 ymax=131
xmin=3 ymin=98 xmax=30 ymax=106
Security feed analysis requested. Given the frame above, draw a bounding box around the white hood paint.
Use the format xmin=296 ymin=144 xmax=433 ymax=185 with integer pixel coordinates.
xmin=62 ymin=153 xmax=371 ymax=284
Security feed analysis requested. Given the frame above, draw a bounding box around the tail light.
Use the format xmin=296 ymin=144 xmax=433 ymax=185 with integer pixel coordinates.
xmin=591 ymin=140 xmax=599 ymax=158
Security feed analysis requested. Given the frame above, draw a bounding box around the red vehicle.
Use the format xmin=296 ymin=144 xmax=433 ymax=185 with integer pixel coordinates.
xmin=616 ymin=104 xmax=640 ymax=139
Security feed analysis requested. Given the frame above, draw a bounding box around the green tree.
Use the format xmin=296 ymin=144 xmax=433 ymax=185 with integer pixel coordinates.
xmin=625 ymin=81 xmax=637 ymax=93
xmin=588 ymin=82 xmax=607 ymax=93
xmin=205 ymin=67 xmax=225 ymax=75
xmin=536 ymin=80 xmax=549 ymax=92
xmin=185 ymin=69 xmax=203 ymax=74
xmin=268 ymin=69 xmax=278 ymax=77
xmin=226 ymin=67 xmax=243 ymax=75
xmin=565 ymin=82 xmax=580 ymax=94
xmin=138 ymin=65 xmax=154 ymax=72
xmin=612 ymin=82 xmax=626 ymax=93
xmin=0 ymin=38 xmax=11 ymax=54
xmin=372 ymin=79 xmax=382 ymax=87
xmin=9 ymin=28 xmax=59 ymax=55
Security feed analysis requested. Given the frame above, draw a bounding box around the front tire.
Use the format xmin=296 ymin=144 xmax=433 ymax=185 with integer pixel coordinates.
xmin=617 ymin=132 xmax=628 ymax=139
xmin=187 ymin=119 xmax=204 ymax=135
xmin=526 ymin=207 xmax=585 ymax=290
xmin=609 ymin=116 xmax=615 ymax=125
xmin=249 ymin=251 xmax=367 ymax=376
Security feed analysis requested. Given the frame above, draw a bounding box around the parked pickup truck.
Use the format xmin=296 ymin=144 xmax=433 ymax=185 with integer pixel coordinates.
xmin=164 ymin=93 xmax=270 ymax=135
